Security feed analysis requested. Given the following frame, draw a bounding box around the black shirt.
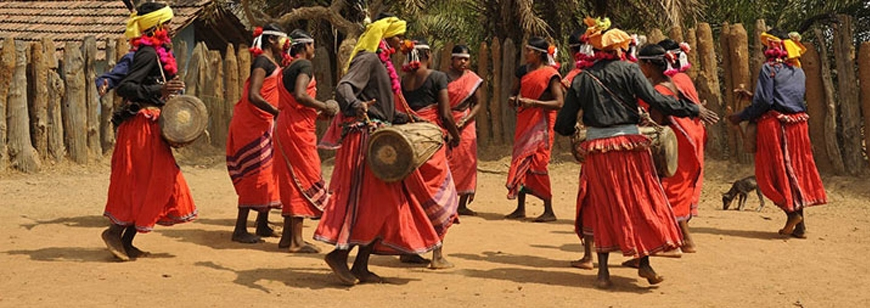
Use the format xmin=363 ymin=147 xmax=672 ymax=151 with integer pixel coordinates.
xmin=281 ymin=59 xmax=313 ymax=94
xmin=402 ymin=71 xmax=448 ymax=111
xmin=335 ymin=52 xmax=396 ymax=122
xmin=117 ymin=46 xmax=173 ymax=106
xmin=554 ymin=60 xmax=699 ymax=136
xmin=251 ymin=55 xmax=278 ymax=76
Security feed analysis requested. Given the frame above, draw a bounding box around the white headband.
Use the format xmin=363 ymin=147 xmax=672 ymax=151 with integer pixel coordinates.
xmin=525 ymin=44 xmax=558 ymax=67
xmin=452 ymin=53 xmax=470 ymax=58
xmin=292 ymin=38 xmax=315 ymax=46
xmin=252 ymin=30 xmax=288 ymax=51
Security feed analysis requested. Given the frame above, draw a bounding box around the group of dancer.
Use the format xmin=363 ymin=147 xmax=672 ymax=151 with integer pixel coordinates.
xmin=99 ymin=3 xmax=826 ymax=290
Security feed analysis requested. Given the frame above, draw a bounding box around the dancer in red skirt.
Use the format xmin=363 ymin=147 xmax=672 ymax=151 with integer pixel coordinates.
xmin=729 ymin=29 xmax=826 ymax=238
xmin=505 ymin=37 xmax=564 ymax=223
xmin=445 ymin=44 xmax=483 ymax=216
xmin=103 ymin=2 xmax=196 ymax=261
xmin=555 ymin=17 xmax=719 ymax=288
xmin=274 ymin=29 xmax=338 ymax=253
xmin=226 ymin=24 xmax=288 ymax=243
xmin=397 ymin=38 xmax=461 ymax=269
xmin=315 ymin=15 xmax=441 ymax=286
xmin=637 ymin=41 xmax=707 ymax=254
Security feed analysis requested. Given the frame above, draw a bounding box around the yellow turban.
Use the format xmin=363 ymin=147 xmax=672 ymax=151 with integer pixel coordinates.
xmin=583 ymin=17 xmax=631 ymax=51
xmin=760 ymin=32 xmax=807 ymax=67
xmin=345 ymin=17 xmax=407 ymax=72
xmin=125 ymin=6 xmax=174 ymax=39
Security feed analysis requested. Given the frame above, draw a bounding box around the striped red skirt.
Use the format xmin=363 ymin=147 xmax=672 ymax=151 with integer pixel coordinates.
xmin=577 ymin=134 xmax=682 ymax=258
xmin=754 ymin=111 xmax=827 ymax=212
xmin=226 ymin=98 xmax=281 ymax=211
xmin=104 ymin=108 xmax=197 ymax=233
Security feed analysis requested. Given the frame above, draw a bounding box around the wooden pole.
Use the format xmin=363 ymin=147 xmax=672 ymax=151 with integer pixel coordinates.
xmin=29 ymin=41 xmax=49 ymax=160
xmin=224 ymin=44 xmax=240 ymax=109
xmin=685 ymin=27 xmax=699 ymax=80
xmin=8 ymin=41 xmax=41 ymax=172
xmin=476 ymin=42 xmax=491 ymax=147
xmin=184 ymin=42 xmax=205 ymax=97
xmin=720 ymin=23 xmax=736 ymax=160
xmin=832 ymin=15 xmax=867 ymax=174
xmin=668 ymin=25 xmax=684 ymax=43
xmin=45 ymin=38 xmax=65 ymax=163
xmin=237 ymin=44 xmax=251 ymax=86
xmin=100 ymin=38 xmax=116 ymax=154
xmin=62 ymin=41 xmax=89 ymax=164
xmin=729 ymin=24 xmax=752 ymax=164
xmin=490 ymin=37 xmax=503 ymax=144
xmin=750 ymin=19 xmax=768 ymax=91
xmin=83 ymin=36 xmax=101 ymax=157
xmin=175 ymin=40 xmax=188 ymax=82
xmin=314 ymin=46 xmax=335 ymax=159
xmin=695 ymin=23 xmax=725 ymax=159
xmin=501 ymin=38 xmax=517 ymax=146
xmin=0 ymin=37 xmax=14 ymax=171
xmin=859 ymin=41 xmax=870 ymax=169
xmin=113 ymin=37 xmax=128 ymax=112
xmin=814 ymin=28 xmax=846 ymax=175
xmin=802 ymin=42 xmax=834 ymax=173
xmin=206 ymin=49 xmax=226 ymax=148
xmin=440 ymin=42 xmax=454 ymax=72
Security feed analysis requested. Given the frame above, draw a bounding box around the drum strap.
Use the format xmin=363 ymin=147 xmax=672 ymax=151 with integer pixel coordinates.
xmin=582 ymin=71 xmax=664 ymax=132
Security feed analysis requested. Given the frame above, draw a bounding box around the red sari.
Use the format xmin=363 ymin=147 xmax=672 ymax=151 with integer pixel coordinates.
xmin=506 ymin=66 xmax=560 ymax=200
xmin=446 ymin=71 xmax=483 ymax=198
xmin=274 ymin=69 xmax=329 ymax=218
xmin=561 ymin=68 xmax=581 ymax=89
xmin=314 ymin=115 xmax=442 ymax=254
xmin=226 ymin=65 xmax=282 ymax=211
xmin=105 ymin=108 xmax=197 ymax=232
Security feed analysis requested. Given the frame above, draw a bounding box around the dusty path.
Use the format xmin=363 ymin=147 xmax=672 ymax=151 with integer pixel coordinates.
xmin=1 ymin=156 xmax=869 ymax=307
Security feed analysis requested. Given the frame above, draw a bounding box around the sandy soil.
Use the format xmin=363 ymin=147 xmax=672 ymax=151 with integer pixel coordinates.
xmin=2 ymin=150 xmax=869 ymax=307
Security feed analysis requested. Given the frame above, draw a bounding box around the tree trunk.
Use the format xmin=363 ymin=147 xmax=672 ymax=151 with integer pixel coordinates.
xmin=832 ymin=15 xmax=867 ymax=174
xmin=62 ymin=41 xmax=88 ymax=164
xmin=175 ymin=40 xmax=188 ymax=82
xmin=46 ymin=38 xmax=65 ymax=163
xmin=476 ymin=42 xmax=491 ymax=147
xmin=859 ymin=41 xmax=870 ymax=171
xmin=729 ymin=24 xmax=752 ymax=164
xmin=206 ymin=50 xmax=227 ymax=149
xmin=802 ymin=42 xmax=835 ymax=174
xmin=668 ymin=25 xmax=684 ymax=43
xmin=100 ymin=38 xmax=116 ymax=154
xmin=685 ymin=27 xmax=699 ymax=80
xmin=0 ymin=37 xmax=15 ymax=172
xmin=814 ymin=28 xmax=847 ymax=175
xmin=224 ymin=44 xmax=240 ymax=111
xmin=750 ymin=19 xmax=768 ymax=92
xmin=647 ymin=29 xmax=666 ymax=45
xmin=314 ymin=46 xmax=335 ymax=159
xmin=83 ymin=36 xmax=101 ymax=157
xmin=238 ymin=44 xmax=251 ymax=86
xmin=490 ymin=37 xmax=504 ymax=144
xmin=500 ymin=38 xmax=517 ymax=146
xmin=695 ymin=23 xmax=725 ymax=159
xmin=440 ymin=42 xmax=454 ymax=72
xmin=720 ymin=23 xmax=736 ymax=160
xmin=28 ymin=41 xmax=49 ymax=160
xmin=8 ymin=42 xmax=41 ymax=172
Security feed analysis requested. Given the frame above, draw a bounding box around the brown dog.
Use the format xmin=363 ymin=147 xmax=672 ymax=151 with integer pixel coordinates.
xmin=722 ymin=176 xmax=765 ymax=211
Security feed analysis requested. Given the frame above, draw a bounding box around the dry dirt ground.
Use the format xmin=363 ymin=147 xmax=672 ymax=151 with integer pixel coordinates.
xmin=2 ymin=149 xmax=869 ymax=307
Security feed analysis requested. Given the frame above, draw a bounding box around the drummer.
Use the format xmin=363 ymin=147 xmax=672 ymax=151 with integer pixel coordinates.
xmin=553 ymin=17 xmax=718 ymax=289
xmin=273 ymin=29 xmax=338 ymax=253
xmin=226 ymin=24 xmax=288 ymax=244
xmin=314 ymin=14 xmax=442 ymax=286
xmin=103 ymin=2 xmax=197 ymax=261
xmin=396 ymin=38 xmax=461 ymax=269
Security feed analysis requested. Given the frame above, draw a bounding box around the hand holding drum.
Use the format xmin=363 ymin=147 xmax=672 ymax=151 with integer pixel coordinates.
xmin=161 ymin=76 xmax=185 ymax=98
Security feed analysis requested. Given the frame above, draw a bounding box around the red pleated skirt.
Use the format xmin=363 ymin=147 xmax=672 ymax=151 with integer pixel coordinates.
xmin=226 ymin=90 xmax=281 ymax=211
xmin=660 ymin=116 xmax=706 ymax=221
xmin=447 ymin=110 xmax=478 ymax=197
xmin=104 ymin=108 xmax=197 ymax=233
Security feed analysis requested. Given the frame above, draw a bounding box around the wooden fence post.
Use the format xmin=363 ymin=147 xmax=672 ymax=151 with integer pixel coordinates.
xmin=685 ymin=27 xmax=699 ymax=80
xmin=238 ymin=44 xmax=251 ymax=87
xmin=859 ymin=41 xmax=870 ymax=168
xmin=206 ymin=49 xmax=227 ymax=148
xmin=62 ymin=41 xmax=88 ymax=164
xmin=8 ymin=41 xmax=41 ymax=172
xmin=175 ymin=40 xmax=188 ymax=82
xmin=314 ymin=46 xmax=335 ymax=159
xmin=490 ymin=37 xmax=503 ymax=144
xmin=184 ymin=42 xmax=205 ymax=97
xmin=440 ymin=42 xmax=454 ymax=72
xmin=100 ymin=38 xmax=115 ymax=154
xmin=814 ymin=28 xmax=846 ymax=175
xmin=113 ymin=37 xmax=128 ymax=111
xmin=45 ymin=38 xmax=65 ymax=162
xmin=750 ymin=20 xmax=767 ymax=91
xmin=832 ymin=15 xmax=867 ymax=174
xmin=83 ymin=36 xmax=101 ymax=157
xmin=476 ymin=42 xmax=491 ymax=147
xmin=696 ymin=23 xmax=725 ymax=159
xmin=803 ymin=42 xmax=835 ymax=173
xmin=224 ymin=44 xmax=240 ymax=110
xmin=0 ymin=37 xmax=15 ymax=171
xmin=648 ymin=29 xmax=666 ymax=45
xmin=720 ymin=23 xmax=736 ymax=160
xmin=729 ymin=24 xmax=752 ymax=164
xmin=500 ymin=38 xmax=517 ymax=146
xmin=28 ymin=41 xmax=49 ymax=160
xmin=668 ymin=25 xmax=684 ymax=43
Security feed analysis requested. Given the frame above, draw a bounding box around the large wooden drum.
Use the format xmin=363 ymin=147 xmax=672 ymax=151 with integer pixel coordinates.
xmin=572 ymin=125 xmax=679 ymax=177
xmin=367 ymin=122 xmax=444 ymax=182
xmin=159 ymin=95 xmax=208 ymax=148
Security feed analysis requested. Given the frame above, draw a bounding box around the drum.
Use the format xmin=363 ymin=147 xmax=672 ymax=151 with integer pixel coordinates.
xmin=572 ymin=125 xmax=679 ymax=177
xmin=159 ymin=95 xmax=208 ymax=148
xmin=367 ymin=122 xmax=444 ymax=182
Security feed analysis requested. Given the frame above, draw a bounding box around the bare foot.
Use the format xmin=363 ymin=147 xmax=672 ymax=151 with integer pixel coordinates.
xmin=778 ymin=214 xmax=803 ymax=236
xmin=621 ymin=259 xmax=639 ymax=269
xmin=429 ymin=257 xmax=455 ymax=270
xmin=790 ymin=231 xmax=808 ymax=239
xmin=256 ymin=224 xmax=279 ymax=238
xmin=504 ymin=209 xmax=526 ymax=219
xmin=653 ymin=248 xmax=683 ymax=258
xmin=681 ymin=244 xmax=697 ymax=253
xmin=278 ymin=237 xmax=290 ymax=249
xmin=457 ymin=207 xmax=477 ymax=216
xmin=287 ymin=242 xmax=321 ymax=254
xmin=638 ymin=267 xmax=664 ymax=285
xmin=533 ymin=212 xmax=557 ymax=223
xmin=351 ymin=268 xmax=384 ymax=284
xmin=231 ymin=231 xmax=263 ymax=244
xmin=400 ymin=254 xmax=431 ymax=265
xmin=325 ymin=250 xmax=358 ymax=286
xmin=570 ymin=258 xmax=594 ymax=270
xmin=595 ymin=277 xmax=613 ymax=289
xmin=125 ymin=245 xmax=151 ymax=259
xmin=101 ymin=228 xmax=130 ymax=261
